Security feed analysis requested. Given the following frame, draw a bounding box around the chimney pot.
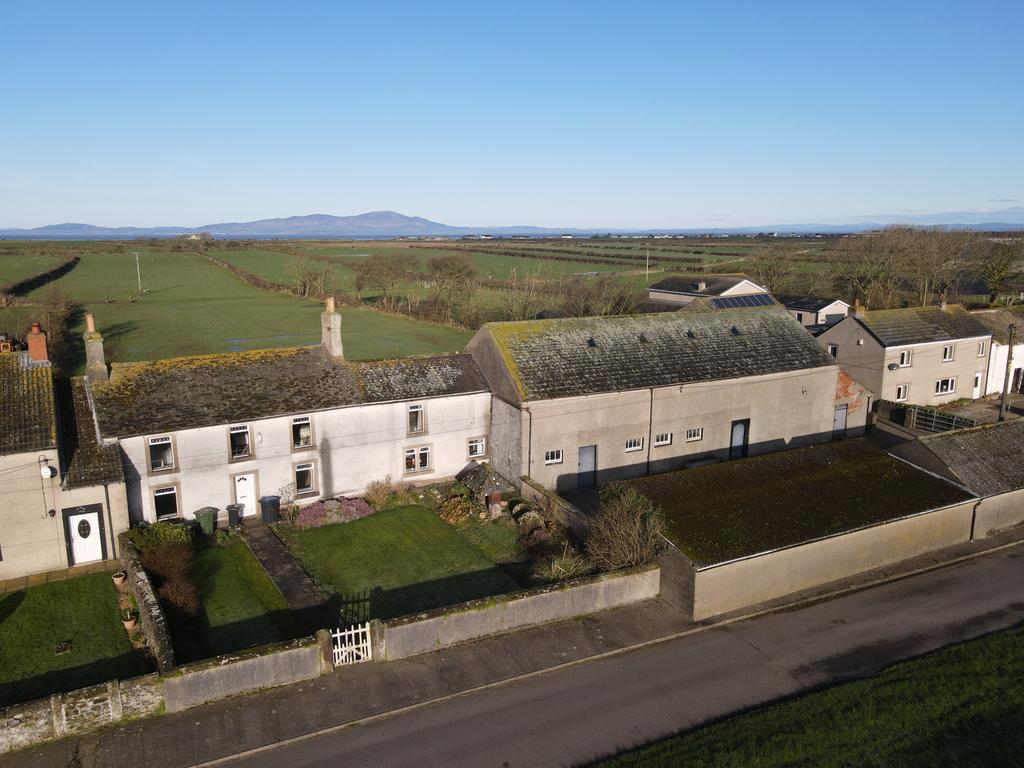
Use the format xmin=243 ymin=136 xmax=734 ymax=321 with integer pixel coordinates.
xmin=325 ymin=296 xmax=336 ymax=313
xmin=321 ymin=298 xmax=343 ymax=357
xmin=26 ymin=322 xmax=48 ymax=362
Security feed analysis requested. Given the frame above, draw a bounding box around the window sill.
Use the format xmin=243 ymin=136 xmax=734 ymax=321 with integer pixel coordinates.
xmin=228 ymin=454 xmax=254 ymax=463
xmin=149 ymin=467 xmax=177 ymax=475
xmin=294 ymin=490 xmax=319 ymax=499
xmin=404 ymin=468 xmax=433 ymax=475
xmin=291 ymin=443 xmax=316 ymax=453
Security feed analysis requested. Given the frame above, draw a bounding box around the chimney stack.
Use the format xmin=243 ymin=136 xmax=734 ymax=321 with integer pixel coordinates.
xmin=26 ymin=322 xmax=48 ymax=362
xmin=697 ymin=279 xmax=707 ymax=292
xmin=321 ymin=297 xmax=343 ymax=357
xmin=939 ymin=299 xmax=948 ymax=311
xmin=854 ymin=298 xmax=866 ymax=318
xmin=83 ymin=312 xmax=108 ymax=382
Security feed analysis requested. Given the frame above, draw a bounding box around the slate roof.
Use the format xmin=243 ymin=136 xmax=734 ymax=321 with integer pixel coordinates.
xmin=912 ymin=420 xmax=1024 ymax=495
xmin=649 ymin=273 xmax=761 ymax=296
xmin=90 ymin=346 xmax=489 ymax=438
xmin=59 ymin=378 xmax=124 ymax=488
xmin=777 ymin=295 xmax=848 ymax=312
xmin=855 ymin=306 xmax=993 ymax=347
xmin=482 ymin=306 xmax=837 ymax=401
xmin=968 ymin=308 xmax=1024 ymax=345
xmin=0 ymin=351 xmax=56 ymax=455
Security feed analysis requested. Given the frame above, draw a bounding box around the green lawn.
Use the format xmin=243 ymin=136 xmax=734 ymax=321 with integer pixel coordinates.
xmin=281 ymin=506 xmax=523 ymax=620
xmin=0 ymin=573 xmax=150 ymax=707
xmin=170 ymin=541 xmax=300 ymax=663
xmin=590 ymin=622 xmax=1024 ymax=768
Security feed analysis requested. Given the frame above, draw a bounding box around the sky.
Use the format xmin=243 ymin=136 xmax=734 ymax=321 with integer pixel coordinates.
xmin=1 ymin=1 xmax=1022 ymax=230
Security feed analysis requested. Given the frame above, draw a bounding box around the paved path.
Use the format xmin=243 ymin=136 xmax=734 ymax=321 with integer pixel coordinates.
xmin=9 ymin=534 xmax=1023 ymax=768
xmin=240 ymin=523 xmax=326 ymax=631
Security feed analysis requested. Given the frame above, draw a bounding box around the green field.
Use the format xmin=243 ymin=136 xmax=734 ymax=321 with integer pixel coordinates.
xmin=0 ymin=246 xmax=65 ymax=287
xmin=590 ymin=622 xmax=1024 ymax=768
xmin=0 ymin=574 xmax=150 ymax=707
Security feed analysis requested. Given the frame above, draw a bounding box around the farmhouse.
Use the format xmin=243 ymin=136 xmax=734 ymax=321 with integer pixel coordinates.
xmin=776 ymin=294 xmax=849 ymax=329
xmin=468 ymin=306 xmax=869 ymax=492
xmin=647 ymin=273 xmax=768 ymax=306
xmin=817 ymin=305 xmax=993 ymax=407
xmin=85 ymin=300 xmax=491 ymax=524
xmin=0 ymin=323 xmax=128 ymax=580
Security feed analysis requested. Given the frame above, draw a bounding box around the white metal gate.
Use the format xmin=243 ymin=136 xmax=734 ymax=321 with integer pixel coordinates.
xmin=332 ymin=622 xmax=372 ymax=666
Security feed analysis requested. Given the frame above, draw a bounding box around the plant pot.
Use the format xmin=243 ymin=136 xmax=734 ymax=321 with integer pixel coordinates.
xmin=112 ymin=571 xmax=127 ymax=586
xmin=122 ymin=614 xmax=137 ymax=630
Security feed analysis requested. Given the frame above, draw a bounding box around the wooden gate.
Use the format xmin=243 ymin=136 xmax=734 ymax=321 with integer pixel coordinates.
xmin=332 ymin=622 xmax=372 ymax=666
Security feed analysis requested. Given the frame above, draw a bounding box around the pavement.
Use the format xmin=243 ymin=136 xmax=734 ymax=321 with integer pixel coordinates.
xmin=6 ymin=525 xmax=1023 ymax=768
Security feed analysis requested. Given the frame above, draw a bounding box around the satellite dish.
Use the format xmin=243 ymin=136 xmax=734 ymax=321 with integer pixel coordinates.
xmin=40 ymin=465 xmax=57 ymax=479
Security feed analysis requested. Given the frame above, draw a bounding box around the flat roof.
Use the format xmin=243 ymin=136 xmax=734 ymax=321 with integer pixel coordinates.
xmin=623 ymin=439 xmax=973 ymax=567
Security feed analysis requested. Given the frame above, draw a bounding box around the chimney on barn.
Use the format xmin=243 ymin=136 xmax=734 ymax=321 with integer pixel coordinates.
xmin=26 ymin=322 xmax=48 ymax=362
xmin=321 ymin=296 xmax=343 ymax=357
xmin=854 ymin=298 xmax=865 ymax=318
xmin=83 ymin=312 xmax=108 ymax=382
xmin=697 ymin=278 xmax=707 ymax=292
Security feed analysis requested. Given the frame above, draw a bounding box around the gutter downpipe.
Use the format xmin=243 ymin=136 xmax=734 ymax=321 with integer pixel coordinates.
xmin=525 ymin=406 xmax=533 ymax=480
xmin=970 ymin=499 xmax=981 ymax=542
xmin=646 ymin=388 xmax=654 ymax=476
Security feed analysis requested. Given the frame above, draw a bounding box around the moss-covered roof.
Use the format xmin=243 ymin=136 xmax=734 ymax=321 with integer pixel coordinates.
xmin=90 ymin=346 xmax=488 ymax=438
xmin=623 ymin=439 xmax=973 ymax=567
xmin=481 ymin=306 xmax=836 ymax=401
xmin=59 ymin=378 xmax=124 ymax=488
xmin=855 ymin=305 xmax=992 ymax=346
xmin=911 ymin=419 xmax=1024 ymax=496
xmin=966 ymin=307 xmax=1024 ymax=345
xmin=0 ymin=351 xmax=56 ymax=455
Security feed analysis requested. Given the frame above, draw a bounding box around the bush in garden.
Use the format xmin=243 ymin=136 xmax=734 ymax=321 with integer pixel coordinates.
xmin=336 ymin=497 xmax=374 ymax=522
xmin=437 ymin=496 xmax=482 ymax=525
xmin=364 ymin=476 xmax=396 ymax=510
xmin=449 ymin=482 xmax=472 ymax=498
xmin=531 ymin=543 xmax=593 ymax=583
xmin=127 ymin=521 xmax=193 ymax=553
xmin=586 ymin=485 xmax=665 ymax=572
xmin=139 ymin=542 xmax=193 ymax=581
xmin=293 ymin=502 xmax=329 ymax=529
xmin=158 ymin=577 xmax=199 ymax=616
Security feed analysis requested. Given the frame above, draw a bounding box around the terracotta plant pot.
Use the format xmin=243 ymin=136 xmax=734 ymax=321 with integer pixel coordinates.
xmin=122 ymin=615 xmax=137 ymax=630
xmin=112 ymin=571 xmax=127 ymax=586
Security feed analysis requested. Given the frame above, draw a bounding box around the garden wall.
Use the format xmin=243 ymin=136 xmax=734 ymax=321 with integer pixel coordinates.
xmin=119 ymin=533 xmax=176 ymax=672
xmin=974 ymin=489 xmax=1024 ymax=538
xmin=371 ymin=564 xmax=660 ymax=661
xmin=690 ymin=499 xmax=977 ymax=620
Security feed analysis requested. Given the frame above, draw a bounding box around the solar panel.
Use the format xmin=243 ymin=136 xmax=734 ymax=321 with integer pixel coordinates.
xmin=710 ymin=293 xmax=775 ymax=309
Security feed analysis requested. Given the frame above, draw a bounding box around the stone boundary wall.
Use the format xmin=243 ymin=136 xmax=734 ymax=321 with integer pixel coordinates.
xmin=690 ymin=500 xmax=978 ymax=620
xmin=520 ymin=476 xmax=587 ymax=535
xmin=119 ymin=533 xmax=176 ymax=672
xmin=372 ymin=564 xmax=660 ymax=661
xmin=0 ymin=633 xmax=331 ymax=755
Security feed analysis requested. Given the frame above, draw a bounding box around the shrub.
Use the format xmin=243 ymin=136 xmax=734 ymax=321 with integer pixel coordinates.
xmin=437 ymin=496 xmax=482 ymax=525
xmin=449 ymin=482 xmax=472 ymax=498
xmin=127 ymin=521 xmax=193 ymax=553
xmin=140 ymin=542 xmax=193 ymax=581
xmin=364 ymin=476 xmax=396 ymax=510
xmin=158 ymin=577 xmax=199 ymax=616
xmin=531 ymin=543 xmax=593 ymax=583
xmin=585 ymin=485 xmax=664 ymax=571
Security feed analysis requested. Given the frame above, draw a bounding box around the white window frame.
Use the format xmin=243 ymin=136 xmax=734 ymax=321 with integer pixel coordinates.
xmin=935 ymin=377 xmax=956 ymax=395
xmin=942 ymin=344 xmax=954 ymax=362
xmin=895 ymin=384 xmax=909 ymax=402
xmin=898 ymin=350 xmax=912 ymax=367
xmin=625 ymin=437 xmax=644 ymax=453
xmin=294 ymin=461 xmax=317 ymax=496
xmin=228 ymin=424 xmax=251 ymax=460
xmin=467 ymin=437 xmax=486 ymax=459
xmin=404 ymin=445 xmax=432 ymax=474
xmin=291 ymin=416 xmax=314 ymax=450
xmin=153 ymin=485 xmax=179 ymax=520
xmin=544 ymin=449 xmax=563 ymax=465
xmin=827 ymin=344 xmax=838 ymax=358
xmin=653 ymin=432 xmax=673 ymax=447
xmin=978 ymin=341 xmax=986 ymax=358
xmin=685 ymin=427 xmax=704 ymax=442
xmin=407 ymin=403 xmax=426 ymax=435
xmin=147 ymin=435 xmax=175 ymax=472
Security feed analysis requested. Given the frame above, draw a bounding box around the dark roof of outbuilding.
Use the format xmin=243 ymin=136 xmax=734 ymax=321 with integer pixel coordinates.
xmin=777 ymin=295 xmax=849 ymax=312
xmin=854 ymin=306 xmax=993 ymax=346
xmin=0 ymin=352 xmax=56 ymax=455
xmin=913 ymin=419 xmax=1024 ymax=495
xmin=90 ymin=346 xmax=489 ymax=438
xmin=481 ymin=306 xmax=836 ymax=401
xmin=649 ymin=273 xmax=761 ymax=296
xmin=59 ymin=378 xmax=124 ymax=488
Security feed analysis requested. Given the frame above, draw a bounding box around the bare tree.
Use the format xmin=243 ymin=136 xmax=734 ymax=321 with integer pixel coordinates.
xmin=750 ymin=246 xmax=794 ymax=294
xmin=975 ymin=239 xmax=1022 ymax=303
xmin=427 ymin=254 xmax=476 ymax=323
xmin=562 ymin=275 xmax=638 ymax=317
xmin=288 ymin=257 xmax=331 ymax=299
xmin=585 ymin=485 xmax=664 ymax=572
xmin=352 ymin=254 xmax=407 ymax=308
xmin=502 ymin=268 xmax=546 ymax=320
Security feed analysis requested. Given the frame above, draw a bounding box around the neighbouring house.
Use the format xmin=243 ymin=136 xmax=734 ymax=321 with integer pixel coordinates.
xmin=816 ymin=305 xmax=993 ymax=407
xmin=84 ymin=300 xmax=491 ymax=524
xmin=0 ymin=321 xmax=128 ymax=580
xmin=647 ymin=273 xmax=768 ymax=307
xmin=467 ymin=306 xmax=869 ymax=493
xmin=889 ymin=419 xmax=1024 ymax=537
xmin=968 ymin=307 xmax=1024 ymax=396
xmin=776 ymin=295 xmax=850 ymax=329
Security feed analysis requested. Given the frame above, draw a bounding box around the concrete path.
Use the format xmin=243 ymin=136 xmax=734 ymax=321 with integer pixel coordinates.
xmin=8 ymin=530 xmax=1023 ymax=768
xmin=240 ymin=523 xmax=327 ymax=631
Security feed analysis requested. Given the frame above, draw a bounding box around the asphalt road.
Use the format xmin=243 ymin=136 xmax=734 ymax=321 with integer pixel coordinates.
xmin=230 ymin=546 xmax=1024 ymax=768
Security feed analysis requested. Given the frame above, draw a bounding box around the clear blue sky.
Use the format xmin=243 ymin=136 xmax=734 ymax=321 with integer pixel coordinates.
xmin=1 ymin=1 xmax=1021 ymax=229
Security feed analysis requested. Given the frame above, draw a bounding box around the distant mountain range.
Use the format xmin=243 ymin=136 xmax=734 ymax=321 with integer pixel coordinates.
xmin=2 ymin=208 xmax=1023 ymax=239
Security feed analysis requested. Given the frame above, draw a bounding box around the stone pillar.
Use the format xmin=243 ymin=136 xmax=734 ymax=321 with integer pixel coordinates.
xmin=321 ymin=297 xmax=343 ymax=358
xmin=84 ymin=313 xmax=108 ymax=382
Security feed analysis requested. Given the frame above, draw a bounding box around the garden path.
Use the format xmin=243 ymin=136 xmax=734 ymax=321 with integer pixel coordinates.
xmin=240 ymin=523 xmax=328 ymax=632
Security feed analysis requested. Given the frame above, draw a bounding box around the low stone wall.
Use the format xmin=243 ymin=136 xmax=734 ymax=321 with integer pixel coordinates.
xmin=690 ymin=499 xmax=977 ymax=620
xmin=519 ymin=476 xmax=587 ymax=535
xmin=162 ymin=635 xmax=327 ymax=713
xmin=974 ymin=489 xmax=1024 ymax=538
xmin=119 ymin=533 xmax=176 ymax=672
xmin=372 ymin=564 xmax=660 ymax=661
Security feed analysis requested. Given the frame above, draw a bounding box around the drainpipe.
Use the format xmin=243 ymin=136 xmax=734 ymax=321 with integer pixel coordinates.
xmin=104 ymin=483 xmax=117 ymax=560
xmin=645 ymin=388 xmax=654 ymax=476
xmin=970 ymin=500 xmax=981 ymax=542
xmin=525 ymin=406 xmax=533 ymax=479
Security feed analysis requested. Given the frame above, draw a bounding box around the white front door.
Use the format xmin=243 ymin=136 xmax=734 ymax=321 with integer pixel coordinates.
xmin=973 ymin=373 xmax=982 ymax=399
xmin=66 ymin=507 xmax=103 ymax=565
xmin=234 ymin=473 xmax=256 ymax=517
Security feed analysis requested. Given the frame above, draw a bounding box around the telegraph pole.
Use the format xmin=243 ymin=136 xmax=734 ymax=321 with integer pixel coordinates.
xmin=999 ymin=323 xmax=1016 ymax=421
xmin=133 ymin=252 xmax=143 ymax=294
xmin=645 ymin=248 xmax=650 ymax=284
